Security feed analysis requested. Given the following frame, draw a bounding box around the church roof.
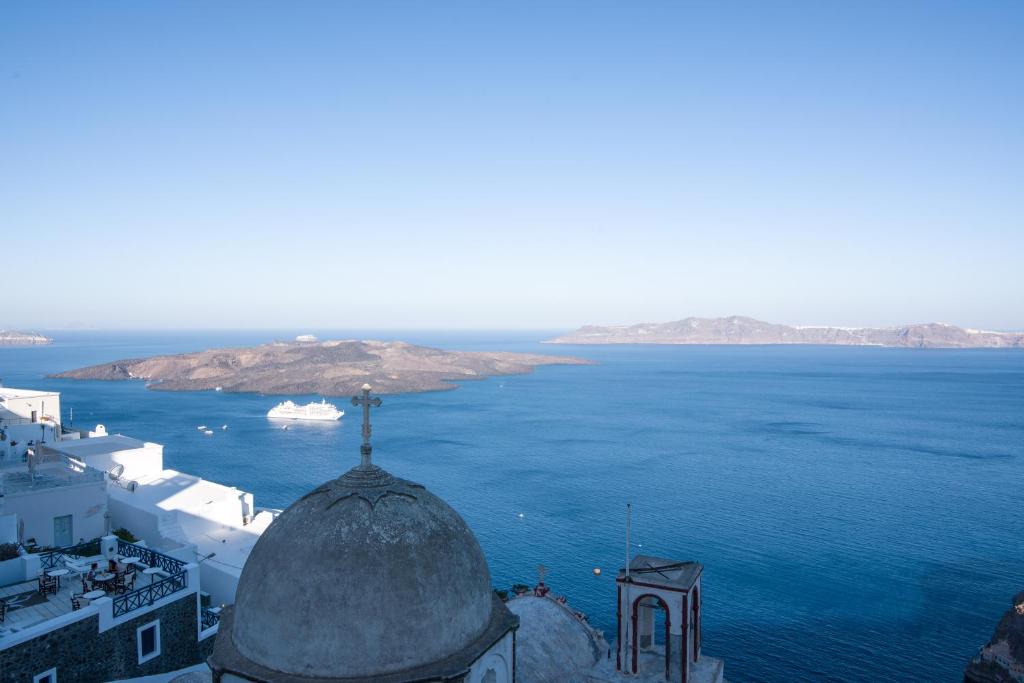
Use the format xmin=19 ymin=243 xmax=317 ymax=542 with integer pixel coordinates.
xmin=212 ymin=461 xmax=517 ymax=681
xmin=506 ymin=595 xmax=608 ymax=683
xmin=618 ymin=554 xmax=702 ymax=590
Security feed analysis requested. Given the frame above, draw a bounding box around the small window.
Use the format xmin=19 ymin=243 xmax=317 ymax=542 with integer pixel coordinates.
xmin=33 ymin=669 xmax=56 ymax=683
xmin=136 ymin=619 xmax=161 ymax=664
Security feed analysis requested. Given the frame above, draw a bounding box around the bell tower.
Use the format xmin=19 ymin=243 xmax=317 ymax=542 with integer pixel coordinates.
xmin=616 ymin=555 xmax=702 ymax=682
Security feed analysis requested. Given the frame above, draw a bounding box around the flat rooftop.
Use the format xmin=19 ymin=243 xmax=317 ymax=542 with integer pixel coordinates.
xmin=109 ymin=468 xmax=243 ymax=510
xmin=0 ymin=387 xmax=59 ymax=400
xmin=619 ymin=554 xmax=702 ymax=590
xmin=1 ymin=464 xmax=105 ymax=494
xmin=48 ymin=434 xmax=148 ymax=457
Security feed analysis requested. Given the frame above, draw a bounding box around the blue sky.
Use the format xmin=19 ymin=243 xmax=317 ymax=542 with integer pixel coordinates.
xmin=2 ymin=2 xmax=1021 ymax=330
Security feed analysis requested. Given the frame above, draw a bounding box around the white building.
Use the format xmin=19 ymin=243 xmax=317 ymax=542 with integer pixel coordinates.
xmin=0 ymin=450 xmax=107 ymax=549
xmin=107 ymin=468 xmax=276 ymax=606
xmin=1 ymin=386 xmax=276 ymax=607
xmin=45 ymin=435 xmax=164 ymax=483
xmin=0 ymin=387 xmax=62 ymax=466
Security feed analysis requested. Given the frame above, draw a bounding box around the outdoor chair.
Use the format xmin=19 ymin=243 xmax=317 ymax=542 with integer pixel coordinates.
xmin=38 ymin=574 xmax=57 ymax=596
xmin=71 ymin=594 xmax=82 ymax=611
xmin=114 ymin=574 xmax=127 ymax=594
xmin=0 ymin=598 xmax=6 ymax=622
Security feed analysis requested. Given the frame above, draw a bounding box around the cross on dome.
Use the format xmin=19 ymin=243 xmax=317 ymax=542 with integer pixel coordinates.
xmin=351 ymin=383 xmax=382 ymax=468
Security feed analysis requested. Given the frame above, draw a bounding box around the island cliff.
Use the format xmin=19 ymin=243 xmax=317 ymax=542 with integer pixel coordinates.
xmin=0 ymin=330 xmax=52 ymax=345
xmin=546 ymin=316 xmax=1024 ymax=349
xmin=51 ymin=339 xmax=593 ymax=395
xmin=964 ymin=592 xmax=1024 ymax=683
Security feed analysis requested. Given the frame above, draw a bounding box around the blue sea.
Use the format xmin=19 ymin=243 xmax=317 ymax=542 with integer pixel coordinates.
xmin=3 ymin=331 xmax=1022 ymax=682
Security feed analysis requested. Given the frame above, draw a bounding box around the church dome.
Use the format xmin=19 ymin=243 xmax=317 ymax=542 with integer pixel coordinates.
xmin=506 ymin=595 xmax=608 ymax=683
xmin=223 ymin=462 xmax=510 ymax=679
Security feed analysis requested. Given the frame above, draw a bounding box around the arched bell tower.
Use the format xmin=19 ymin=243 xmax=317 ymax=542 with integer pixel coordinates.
xmin=616 ymin=555 xmax=702 ymax=683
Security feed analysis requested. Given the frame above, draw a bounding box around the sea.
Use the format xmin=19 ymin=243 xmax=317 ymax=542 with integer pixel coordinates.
xmin=2 ymin=330 xmax=1022 ymax=682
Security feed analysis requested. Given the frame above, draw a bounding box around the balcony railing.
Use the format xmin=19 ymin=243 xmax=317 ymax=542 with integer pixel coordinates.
xmin=201 ymin=606 xmax=221 ymax=630
xmin=112 ymin=571 xmax=189 ymax=618
xmin=39 ymin=538 xmax=102 ymax=570
xmin=40 ymin=539 xmax=191 ymax=618
xmin=116 ymin=539 xmax=187 ymax=574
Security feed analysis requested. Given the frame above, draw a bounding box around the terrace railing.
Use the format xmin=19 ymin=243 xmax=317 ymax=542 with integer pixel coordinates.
xmin=116 ymin=539 xmax=187 ymax=574
xmin=39 ymin=538 xmax=102 ymax=570
xmin=201 ymin=606 xmax=221 ymax=630
xmin=112 ymin=571 xmax=189 ymax=618
xmin=110 ymin=540 xmax=190 ymax=617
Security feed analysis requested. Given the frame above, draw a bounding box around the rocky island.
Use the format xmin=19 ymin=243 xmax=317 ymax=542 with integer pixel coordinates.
xmin=51 ymin=339 xmax=593 ymax=395
xmin=546 ymin=316 xmax=1024 ymax=349
xmin=964 ymin=592 xmax=1024 ymax=683
xmin=0 ymin=330 xmax=52 ymax=345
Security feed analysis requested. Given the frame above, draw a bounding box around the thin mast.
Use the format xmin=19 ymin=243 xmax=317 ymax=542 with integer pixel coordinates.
xmin=625 ymin=502 xmax=632 ymax=579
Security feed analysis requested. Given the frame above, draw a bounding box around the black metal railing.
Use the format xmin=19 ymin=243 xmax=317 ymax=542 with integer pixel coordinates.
xmin=116 ymin=540 xmax=187 ymax=574
xmin=201 ymin=607 xmax=221 ymax=630
xmin=39 ymin=538 xmax=102 ymax=570
xmin=112 ymin=571 xmax=189 ymax=618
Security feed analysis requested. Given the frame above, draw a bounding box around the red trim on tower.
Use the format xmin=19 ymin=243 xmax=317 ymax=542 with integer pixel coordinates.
xmin=630 ymin=599 xmax=639 ymax=674
xmin=692 ymin=586 xmax=700 ymax=663
xmin=681 ymin=593 xmax=689 ymax=683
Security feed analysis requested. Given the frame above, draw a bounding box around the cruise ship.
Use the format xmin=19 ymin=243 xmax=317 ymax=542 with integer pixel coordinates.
xmin=266 ymin=399 xmax=344 ymax=421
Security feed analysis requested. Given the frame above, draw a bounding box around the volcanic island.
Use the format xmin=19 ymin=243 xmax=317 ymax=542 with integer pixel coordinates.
xmin=51 ymin=339 xmax=594 ymax=395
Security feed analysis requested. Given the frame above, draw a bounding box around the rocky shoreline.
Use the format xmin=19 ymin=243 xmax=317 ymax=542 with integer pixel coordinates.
xmin=964 ymin=592 xmax=1024 ymax=683
xmin=51 ymin=339 xmax=594 ymax=396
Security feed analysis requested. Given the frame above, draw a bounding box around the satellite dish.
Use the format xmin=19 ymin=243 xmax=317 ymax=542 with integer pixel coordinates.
xmin=108 ymin=464 xmax=125 ymax=481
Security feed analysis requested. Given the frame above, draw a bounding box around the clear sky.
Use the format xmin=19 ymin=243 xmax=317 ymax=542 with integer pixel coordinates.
xmin=2 ymin=2 xmax=1021 ymax=331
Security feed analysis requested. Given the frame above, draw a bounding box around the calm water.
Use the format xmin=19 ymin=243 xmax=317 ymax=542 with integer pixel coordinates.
xmin=3 ymin=331 xmax=1022 ymax=682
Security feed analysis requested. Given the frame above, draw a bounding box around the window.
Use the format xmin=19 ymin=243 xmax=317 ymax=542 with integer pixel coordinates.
xmin=136 ymin=619 xmax=161 ymax=664
xmin=33 ymin=669 xmax=56 ymax=683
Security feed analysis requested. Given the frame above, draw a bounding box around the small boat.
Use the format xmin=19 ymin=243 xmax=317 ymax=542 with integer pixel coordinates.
xmin=221 ymin=424 xmax=228 ymax=430
xmin=214 ymin=387 xmax=223 ymax=392
xmin=197 ymin=425 xmax=207 ymax=431
xmin=203 ymin=429 xmax=214 ymax=436
xmin=281 ymin=425 xmax=289 ymax=430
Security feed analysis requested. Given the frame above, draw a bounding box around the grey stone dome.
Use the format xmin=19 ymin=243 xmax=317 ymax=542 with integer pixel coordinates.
xmin=225 ymin=463 xmax=507 ymax=679
xmin=506 ymin=595 xmax=608 ymax=683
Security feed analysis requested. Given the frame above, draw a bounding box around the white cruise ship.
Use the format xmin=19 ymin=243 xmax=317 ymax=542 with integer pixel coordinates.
xmin=266 ymin=399 xmax=344 ymax=421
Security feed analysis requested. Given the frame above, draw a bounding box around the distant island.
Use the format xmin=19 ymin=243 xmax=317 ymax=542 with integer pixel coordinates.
xmin=546 ymin=316 xmax=1024 ymax=349
xmin=51 ymin=339 xmax=594 ymax=395
xmin=0 ymin=330 xmax=52 ymax=345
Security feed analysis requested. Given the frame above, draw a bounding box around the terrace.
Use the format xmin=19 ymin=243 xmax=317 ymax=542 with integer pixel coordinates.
xmin=0 ymin=539 xmax=191 ymax=641
xmin=0 ymin=450 xmax=104 ymax=494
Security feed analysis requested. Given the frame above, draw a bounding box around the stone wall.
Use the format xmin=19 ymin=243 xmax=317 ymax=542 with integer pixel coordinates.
xmin=1 ymin=593 xmax=204 ymax=682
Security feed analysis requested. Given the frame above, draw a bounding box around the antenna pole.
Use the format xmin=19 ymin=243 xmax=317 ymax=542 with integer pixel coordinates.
xmin=625 ymin=503 xmax=632 ymax=580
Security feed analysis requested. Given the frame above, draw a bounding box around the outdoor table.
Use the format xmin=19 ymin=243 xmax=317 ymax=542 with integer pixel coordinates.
xmin=81 ymin=589 xmax=106 ymax=603
xmin=93 ymin=572 xmax=115 ymax=591
xmin=143 ymin=567 xmax=162 ymax=584
xmin=46 ymin=568 xmax=69 ymax=590
xmin=121 ymin=557 xmax=140 ymax=565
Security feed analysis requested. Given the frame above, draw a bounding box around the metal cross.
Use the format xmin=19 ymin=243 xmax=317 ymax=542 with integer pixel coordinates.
xmin=351 ymin=383 xmax=382 ymax=467
xmin=538 ymin=564 xmax=547 ymax=585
